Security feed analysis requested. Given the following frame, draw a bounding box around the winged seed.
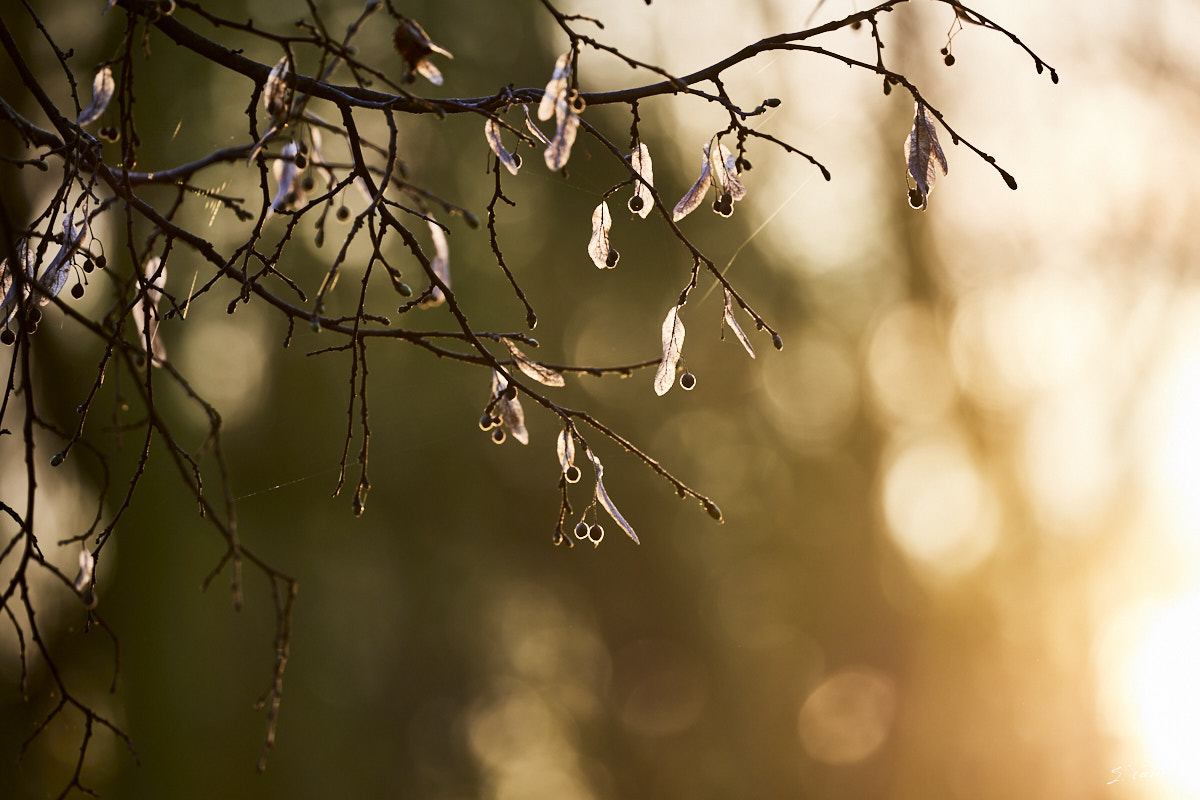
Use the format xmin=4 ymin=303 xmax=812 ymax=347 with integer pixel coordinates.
xmin=629 ymin=143 xmax=654 ymax=219
xmin=484 ymin=119 xmax=521 ymax=175
xmin=905 ymin=102 xmax=948 ymax=210
xmin=502 ymin=337 xmax=565 ymax=387
xmin=586 ymin=450 xmax=639 ymax=544
xmin=722 ymin=289 xmax=755 ymax=359
xmin=587 ymin=202 xmax=616 ymax=269
xmin=76 ymin=66 xmax=114 ymax=126
xmin=556 ymin=427 xmax=575 ymax=474
xmin=653 ymin=305 xmax=685 ymax=396
xmin=538 ymin=53 xmax=571 ymax=121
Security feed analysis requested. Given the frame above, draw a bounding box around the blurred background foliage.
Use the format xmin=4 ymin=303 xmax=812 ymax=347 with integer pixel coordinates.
xmin=2 ymin=0 xmax=1199 ymax=798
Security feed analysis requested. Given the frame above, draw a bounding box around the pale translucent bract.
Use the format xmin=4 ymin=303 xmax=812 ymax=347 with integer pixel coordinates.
xmin=538 ymin=53 xmax=571 ymax=122
xmin=722 ymin=288 xmax=755 ymax=358
xmin=502 ymin=337 xmax=564 ymax=387
xmin=76 ymin=66 xmax=114 ymax=126
xmin=672 ymin=137 xmax=746 ymax=221
xmin=628 ymin=142 xmax=654 ymax=218
xmin=484 ymin=119 xmax=520 ymax=176
xmin=587 ymin=202 xmax=616 ymax=269
xmin=73 ymin=549 xmax=95 ymax=593
xmin=491 ymin=370 xmax=529 ymax=445
xmin=131 ymin=255 xmax=167 ymax=365
xmin=269 ymin=141 xmax=302 ymax=215
xmin=654 ymin=305 xmax=686 ymax=396
xmin=905 ymin=102 xmax=948 ymax=210
xmin=586 ymin=448 xmax=639 ymax=544
xmin=556 ymin=427 xmax=575 ymax=475
xmin=420 ymin=219 xmax=450 ymax=307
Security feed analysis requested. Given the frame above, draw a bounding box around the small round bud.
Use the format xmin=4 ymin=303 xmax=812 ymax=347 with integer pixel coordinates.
xmin=940 ymin=47 xmax=949 ymax=56
xmin=588 ymin=524 xmax=604 ymax=545
xmin=574 ymin=521 xmax=589 ymax=539
xmin=764 ymin=97 xmax=781 ymax=108
xmin=552 ymin=528 xmax=565 ymax=546
xmin=882 ymin=79 xmax=892 ymax=96
xmin=157 ymin=0 xmax=176 ymax=14
xmin=511 ymin=153 xmax=523 ymax=168
xmin=352 ymin=495 xmax=365 ymax=516
xmin=772 ymin=333 xmax=783 ymax=350
xmin=703 ymin=500 xmax=723 ymax=522
xmin=26 ymin=307 xmax=41 ymax=326
xmin=300 ymin=176 xmax=315 ymax=192
xmin=71 ymin=283 xmax=85 ymax=299
xmin=737 ymin=158 xmax=752 ymax=171
xmin=628 ymin=196 xmax=644 ymax=213
xmin=314 ymin=229 xmax=325 ymax=248
xmin=504 ymin=385 xmax=517 ymax=401
xmin=491 ymin=428 xmax=506 ymax=445
xmin=294 ymin=152 xmax=308 ymax=169
xmin=564 ymin=465 xmax=581 ymax=484
xmin=297 ymin=141 xmax=309 ymax=155
xmin=479 ymin=414 xmax=495 ymax=431
xmin=50 ymin=453 xmax=64 ymax=467
xmin=82 ymin=258 xmax=95 ymax=273
xmin=397 ymin=283 xmax=413 ymax=297
xmin=1 ymin=330 xmax=14 ymax=346
xmin=850 ymin=19 xmax=862 ymax=30
xmin=908 ymin=188 xmax=924 ymax=208
xmin=95 ymin=254 xmax=107 ymax=269
xmin=336 ymin=206 xmax=351 ymax=222
xmin=605 ymin=250 xmax=620 ymax=268
xmin=943 ymin=53 xmax=956 ymax=67
xmin=679 ymin=371 xmax=696 ymax=391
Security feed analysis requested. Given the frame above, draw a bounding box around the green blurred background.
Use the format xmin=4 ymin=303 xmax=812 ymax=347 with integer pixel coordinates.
xmin=3 ymin=0 xmax=1199 ymax=798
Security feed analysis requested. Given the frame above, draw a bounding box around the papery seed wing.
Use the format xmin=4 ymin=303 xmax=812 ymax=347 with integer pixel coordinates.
xmin=76 ymin=66 xmax=114 ymax=126
xmin=269 ymin=141 xmax=301 ymax=215
xmin=544 ymin=95 xmax=579 ymax=171
xmin=905 ymin=102 xmax=948 ymax=210
xmin=485 ymin=118 xmax=520 ymax=176
xmin=503 ymin=337 xmax=565 ymax=387
xmin=264 ymin=57 xmax=290 ymax=126
xmin=523 ymin=105 xmax=553 ymax=146
xmin=133 ymin=256 xmax=167 ymax=364
xmin=722 ymin=148 xmax=747 ymax=202
xmin=629 ymin=142 xmax=654 ymax=218
xmin=415 ymin=58 xmax=443 ymax=86
xmin=722 ymin=289 xmax=756 ymax=359
xmin=654 ymin=304 xmax=685 ymax=396
xmin=587 ymin=202 xmax=616 ymax=269
xmin=420 ymin=220 xmax=450 ymax=307
xmin=707 ymin=134 xmax=732 ymax=196
xmin=73 ymin=548 xmax=94 ymax=592
xmin=500 ymin=396 xmax=529 ymax=444
xmin=37 ymin=209 xmax=87 ymax=305
xmin=538 ymin=52 xmax=571 ymax=121
xmin=586 ymin=450 xmax=638 ymax=544
xmin=672 ymin=153 xmax=711 ymax=222
xmin=556 ymin=427 xmax=575 ymax=473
